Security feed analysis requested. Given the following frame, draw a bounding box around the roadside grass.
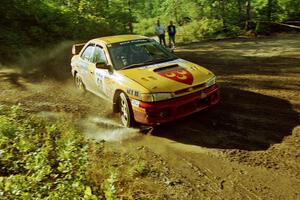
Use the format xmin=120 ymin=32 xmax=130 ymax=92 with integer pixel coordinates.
xmin=87 ymin=143 xmax=162 ymax=200
xmin=0 ymin=104 xmax=163 ymax=199
xmin=128 ymin=160 xmax=150 ymax=177
xmin=0 ymin=104 xmax=98 ymax=199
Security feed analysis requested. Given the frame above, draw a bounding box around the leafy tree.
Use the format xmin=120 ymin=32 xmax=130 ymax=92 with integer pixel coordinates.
xmin=0 ymin=0 xmax=299 ymax=62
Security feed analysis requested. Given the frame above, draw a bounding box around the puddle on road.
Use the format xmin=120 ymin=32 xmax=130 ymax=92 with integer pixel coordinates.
xmin=80 ymin=116 xmax=141 ymax=142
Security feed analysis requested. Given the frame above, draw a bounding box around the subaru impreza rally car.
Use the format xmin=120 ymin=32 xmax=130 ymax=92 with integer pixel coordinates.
xmin=71 ymin=35 xmax=220 ymax=127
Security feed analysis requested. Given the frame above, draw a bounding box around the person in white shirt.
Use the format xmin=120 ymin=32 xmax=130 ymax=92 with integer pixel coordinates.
xmin=155 ymin=20 xmax=166 ymax=46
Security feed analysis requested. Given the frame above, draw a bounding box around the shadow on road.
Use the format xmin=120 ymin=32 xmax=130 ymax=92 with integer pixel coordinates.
xmin=150 ymin=86 xmax=299 ymax=151
xmin=0 ymin=72 xmax=27 ymax=89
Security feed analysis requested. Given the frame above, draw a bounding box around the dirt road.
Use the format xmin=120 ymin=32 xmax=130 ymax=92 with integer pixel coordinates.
xmin=1 ymin=34 xmax=299 ymax=199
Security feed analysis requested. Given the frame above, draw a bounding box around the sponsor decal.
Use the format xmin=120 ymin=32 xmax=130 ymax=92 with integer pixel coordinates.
xmin=96 ymin=73 xmax=104 ymax=88
xmin=127 ymin=89 xmax=140 ymax=97
xmin=119 ymin=39 xmax=148 ymax=46
xmin=157 ymin=67 xmax=193 ymax=85
xmin=131 ymin=99 xmax=140 ymax=107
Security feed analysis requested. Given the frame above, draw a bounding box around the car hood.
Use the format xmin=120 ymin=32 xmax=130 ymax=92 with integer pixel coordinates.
xmin=118 ymin=59 xmax=214 ymax=93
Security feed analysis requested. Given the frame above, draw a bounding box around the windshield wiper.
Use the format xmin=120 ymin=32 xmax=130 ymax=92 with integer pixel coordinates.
xmin=122 ymin=60 xmax=156 ymax=70
xmin=121 ymin=57 xmax=177 ymax=70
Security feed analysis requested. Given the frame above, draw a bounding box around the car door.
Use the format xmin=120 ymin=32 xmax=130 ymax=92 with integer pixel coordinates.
xmin=79 ymin=44 xmax=98 ymax=92
xmin=93 ymin=45 xmax=111 ymax=97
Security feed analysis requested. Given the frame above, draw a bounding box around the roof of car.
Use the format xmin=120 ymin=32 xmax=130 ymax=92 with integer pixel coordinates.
xmin=91 ymin=35 xmax=148 ymax=45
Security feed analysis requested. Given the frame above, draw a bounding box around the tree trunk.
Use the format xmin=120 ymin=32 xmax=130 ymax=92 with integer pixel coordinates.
xmin=267 ymin=0 xmax=273 ymax=21
xmin=174 ymin=0 xmax=179 ymax=24
xmin=237 ymin=0 xmax=243 ymax=24
xmin=245 ymin=0 xmax=252 ymax=30
xmin=128 ymin=0 xmax=133 ymax=33
xmin=219 ymin=0 xmax=226 ymax=28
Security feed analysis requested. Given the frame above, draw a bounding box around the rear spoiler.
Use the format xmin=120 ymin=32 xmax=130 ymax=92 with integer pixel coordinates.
xmin=72 ymin=43 xmax=85 ymax=55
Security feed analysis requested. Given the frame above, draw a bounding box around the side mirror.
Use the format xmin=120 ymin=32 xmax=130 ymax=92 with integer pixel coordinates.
xmin=96 ymin=62 xmax=109 ymax=69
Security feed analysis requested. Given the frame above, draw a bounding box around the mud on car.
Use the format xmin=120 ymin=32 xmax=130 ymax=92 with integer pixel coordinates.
xmin=71 ymin=35 xmax=220 ymax=127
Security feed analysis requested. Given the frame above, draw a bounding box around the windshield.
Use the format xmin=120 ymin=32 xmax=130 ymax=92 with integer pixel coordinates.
xmin=108 ymin=39 xmax=177 ymax=70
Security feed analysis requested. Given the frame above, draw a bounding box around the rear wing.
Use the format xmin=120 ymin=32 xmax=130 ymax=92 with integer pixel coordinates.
xmin=72 ymin=43 xmax=85 ymax=55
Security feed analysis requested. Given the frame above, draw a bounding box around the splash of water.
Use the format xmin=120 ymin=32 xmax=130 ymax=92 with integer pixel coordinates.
xmin=81 ymin=116 xmax=140 ymax=142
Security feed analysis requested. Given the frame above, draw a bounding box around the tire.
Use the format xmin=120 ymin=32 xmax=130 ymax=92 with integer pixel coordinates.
xmin=119 ymin=92 xmax=134 ymax=127
xmin=74 ymin=73 xmax=85 ymax=93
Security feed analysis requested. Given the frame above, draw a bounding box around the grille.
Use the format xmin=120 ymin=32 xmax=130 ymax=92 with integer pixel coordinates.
xmin=174 ymin=83 xmax=206 ymax=95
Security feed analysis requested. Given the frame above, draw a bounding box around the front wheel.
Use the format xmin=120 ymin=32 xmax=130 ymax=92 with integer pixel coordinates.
xmin=119 ymin=92 xmax=134 ymax=127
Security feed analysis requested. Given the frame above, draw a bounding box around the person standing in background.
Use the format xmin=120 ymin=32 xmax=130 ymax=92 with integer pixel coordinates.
xmin=167 ymin=21 xmax=176 ymax=48
xmin=155 ymin=20 xmax=166 ymax=46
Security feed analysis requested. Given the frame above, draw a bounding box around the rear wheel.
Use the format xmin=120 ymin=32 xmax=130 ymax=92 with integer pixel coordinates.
xmin=74 ymin=73 xmax=85 ymax=93
xmin=119 ymin=92 xmax=134 ymax=127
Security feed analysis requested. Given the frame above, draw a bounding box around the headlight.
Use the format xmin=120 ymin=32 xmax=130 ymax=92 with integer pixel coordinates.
xmin=207 ymin=76 xmax=216 ymax=87
xmin=141 ymin=93 xmax=173 ymax=102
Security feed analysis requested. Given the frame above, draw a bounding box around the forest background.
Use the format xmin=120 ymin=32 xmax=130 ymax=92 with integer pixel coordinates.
xmin=1 ymin=0 xmax=300 ymax=62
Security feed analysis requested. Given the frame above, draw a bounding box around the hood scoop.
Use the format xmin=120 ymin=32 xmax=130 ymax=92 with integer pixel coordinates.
xmin=153 ymin=64 xmax=179 ymax=72
xmin=141 ymin=76 xmax=157 ymax=82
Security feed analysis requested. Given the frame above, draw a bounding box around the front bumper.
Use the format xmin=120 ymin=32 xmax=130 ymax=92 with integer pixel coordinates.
xmin=132 ymin=84 xmax=220 ymax=125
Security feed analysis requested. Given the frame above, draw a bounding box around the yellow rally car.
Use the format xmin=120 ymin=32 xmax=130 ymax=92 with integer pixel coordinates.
xmin=71 ymin=35 xmax=220 ymax=127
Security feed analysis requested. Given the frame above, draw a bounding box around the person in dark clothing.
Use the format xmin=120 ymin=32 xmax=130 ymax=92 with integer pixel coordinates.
xmin=167 ymin=21 xmax=176 ymax=48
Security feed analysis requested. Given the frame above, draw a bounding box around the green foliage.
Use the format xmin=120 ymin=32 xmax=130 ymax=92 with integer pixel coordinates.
xmin=284 ymin=0 xmax=300 ymax=19
xmin=225 ymin=24 xmax=246 ymax=37
xmin=103 ymin=171 xmax=118 ymax=200
xmin=128 ymin=161 xmax=150 ymax=177
xmin=1 ymin=0 xmax=299 ymax=62
xmin=177 ymin=18 xmax=224 ymax=42
xmin=133 ymin=18 xmax=158 ymax=36
xmin=0 ymin=0 xmax=132 ymax=62
xmin=161 ymin=0 xmax=199 ymax=24
xmin=132 ymin=0 xmax=300 ymax=40
xmin=0 ymin=105 xmax=98 ymax=199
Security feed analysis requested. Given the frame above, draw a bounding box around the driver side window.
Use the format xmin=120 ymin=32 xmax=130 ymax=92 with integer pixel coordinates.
xmin=93 ymin=46 xmax=107 ymax=64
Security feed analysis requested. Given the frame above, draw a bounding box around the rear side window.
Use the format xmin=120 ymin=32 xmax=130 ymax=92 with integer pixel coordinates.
xmin=81 ymin=44 xmax=95 ymax=62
